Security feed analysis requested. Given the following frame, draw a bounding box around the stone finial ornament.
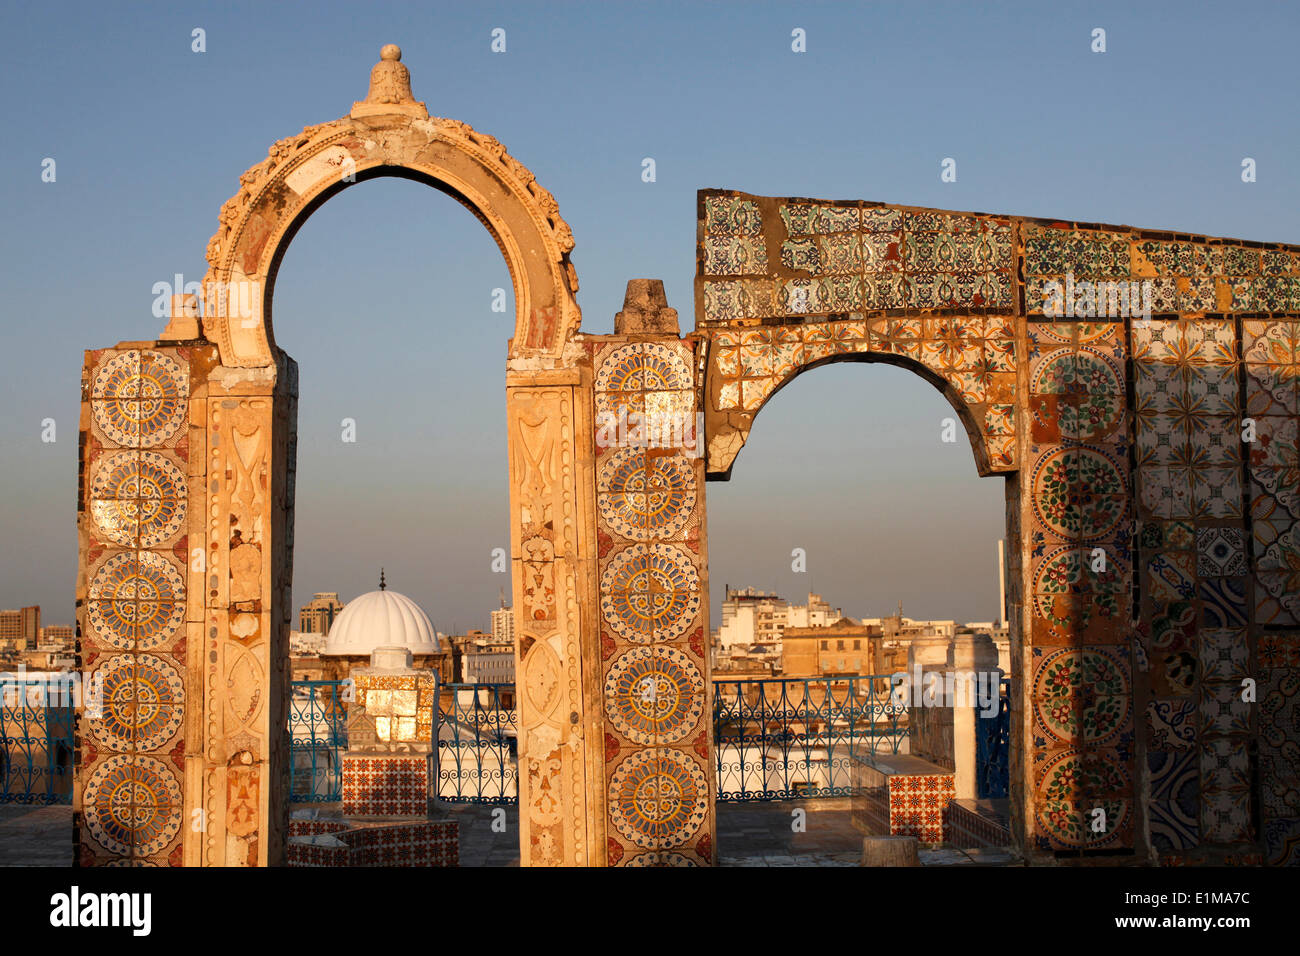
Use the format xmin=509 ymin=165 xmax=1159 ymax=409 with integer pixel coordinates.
xmin=352 ymin=44 xmax=427 ymax=118
xmin=160 ymin=293 xmax=201 ymax=340
xmin=614 ymin=279 xmax=679 ymax=335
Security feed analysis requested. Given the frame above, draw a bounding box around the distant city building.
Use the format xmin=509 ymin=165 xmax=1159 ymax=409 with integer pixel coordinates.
xmin=782 ymin=619 xmax=873 ymax=677
xmin=289 ymin=630 xmax=328 ymax=657
xmin=39 ymin=625 xmax=74 ymax=646
xmin=713 ymin=589 xmax=845 ymax=670
xmin=0 ymin=606 xmax=40 ymax=652
xmin=490 ymin=602 xmax=516 ymax=647
xmin=714 ymin=586 xmax=788 ymax=666
xmin=448 ymin=630 xmax=490 ymax=682
xmin=463 ymin=639 xmax=516 ymax=684
xmin=785 ymin=592 xmax=842 ymax=629
xmin=299 ymin=592 xmax=344 ymax=635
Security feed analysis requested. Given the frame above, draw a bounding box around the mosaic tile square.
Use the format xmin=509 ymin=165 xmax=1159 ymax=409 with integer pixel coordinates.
xmin=1199 ymin=681 xmax=1252 ymax=736
xmin=1245 ymin=365 xmax=1299 ymax=417
xmin=1190 ymin=468 xmax=1243 ymax=519
xmin=1198 ymin=576 xmax=1248 ymax=627
xmin=863 ymin=207 xmax=903 ymax=232
xmin=1197 ymin=628 xmax=1248 ymax=682
xmin=1202 ymin=786 xmax=1254 ymax=844
xmin=1264 ymin=818 xmax=1300 ymax=866
xmin=703 ymin=196 xmax=763 ymax=237
xmin=1196 ymin=527 xmax=1247 ymax=577
xmin=1244 ymin=319 xmax=1300 ymax=364
xmin=861 ymin=231 xmax=902 ymax=271
xmin=1199 ymin=737 xmax=1251 ymax=791
xmin=818 ymin=234 xmax=861 ymax=274
xmin=780 ymin=237 xmax=820 ymax=273
xmin=1147 ymin=698 xmax=1198 ymax=750
xmin=703 ymin=236 xmax=768 ymax=276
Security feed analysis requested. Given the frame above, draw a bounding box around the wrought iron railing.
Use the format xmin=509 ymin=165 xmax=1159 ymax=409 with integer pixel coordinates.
xmin=0 ymin=676 xmax=77 ymax=805
xmin=975 ymin=677 xmax=1010 ymax=799
xmin=288 ymin=680 xmax=348 ymax=802
xmin=437 ymin=683 xmax=517 ymax=804
xmin=713 ymin=675 xmax=908 ymax=801
xmin=286 ymin=675 xmax=908 ymax=806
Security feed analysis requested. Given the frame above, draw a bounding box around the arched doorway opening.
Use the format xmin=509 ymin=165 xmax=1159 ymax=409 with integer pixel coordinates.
xmin=708 ymin=354 xmax=1019 ymax=865
xmin=271 ymin=177 xmax=521 ymax=864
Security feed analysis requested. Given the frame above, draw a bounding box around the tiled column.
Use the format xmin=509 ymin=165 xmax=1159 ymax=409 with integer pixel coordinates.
xmin=1022 ymin=309 xmax=1135 ymax=855
xmin=591 ymin=282 xmax=716 ymax=866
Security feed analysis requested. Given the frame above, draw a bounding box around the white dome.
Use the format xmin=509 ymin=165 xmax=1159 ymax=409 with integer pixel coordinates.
xmin=322 ymin=589 xmax=441 ymax=657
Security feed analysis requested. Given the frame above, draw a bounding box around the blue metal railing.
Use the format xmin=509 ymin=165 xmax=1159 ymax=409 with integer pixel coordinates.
xmin=975 ymin=677 xmax=1010 ymax=799
xmin=0 ymin=677 xmax=76 ymax=805
xmin=288 ymin=681 xmax=348 ymax=802
xmin=437 ymin=683 xmax=517 ymax=805
xmin=287 ymin=675 xmax=909 ymax=806
xmin=712 ymin=675 xmax=907 ymax=802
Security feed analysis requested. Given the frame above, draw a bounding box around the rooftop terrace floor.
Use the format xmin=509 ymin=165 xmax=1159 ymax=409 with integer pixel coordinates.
xmin=1 ymin=800 xmax=1018 ymax=867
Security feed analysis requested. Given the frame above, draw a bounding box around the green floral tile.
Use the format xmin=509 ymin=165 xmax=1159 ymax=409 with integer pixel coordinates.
xmin=704 ymin=196 xmax=762 ymax=237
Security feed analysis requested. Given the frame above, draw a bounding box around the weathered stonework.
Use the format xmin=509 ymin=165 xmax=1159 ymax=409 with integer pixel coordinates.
xmin=73 ymin=51 xmax=1298 ymax=868
xmin=696 ymin=190 xmax=1300 ymax=865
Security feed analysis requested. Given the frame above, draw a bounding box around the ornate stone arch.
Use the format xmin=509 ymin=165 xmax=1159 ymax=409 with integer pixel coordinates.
xmin=701 ymin=321 xmax=1019 ymax=480
xmin=702 ymin=343 xmax=993 ymax=478
xmin=199 ymin=45 xmax=581 ymax=366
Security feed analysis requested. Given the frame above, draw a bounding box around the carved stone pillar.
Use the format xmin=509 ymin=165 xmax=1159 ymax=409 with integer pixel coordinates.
xmin=506 ymin=368 xmax=603 ymax=866
xmin=190 ymin=354 xmax=297 ymax=866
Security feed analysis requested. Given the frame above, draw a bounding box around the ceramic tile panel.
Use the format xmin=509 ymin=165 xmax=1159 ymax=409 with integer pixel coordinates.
xmin=77 ymin=346 xmax=195 ymax=866
xmin=594 ymin=337 xmax=713 ymax=866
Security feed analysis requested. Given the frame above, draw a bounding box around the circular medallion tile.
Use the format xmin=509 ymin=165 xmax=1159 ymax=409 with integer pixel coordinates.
xmin=83 ymin=754 xmax=182 ymax=856
xmin=1032 ymin=647 xmax=1131 ymax=744
xmin=91 ymin=351 xmax=187 ymax=447
xmin=605 ymin=646 xmax=704 ymax=745
xmin=1036 ymin=796 xmax=1132 ymax=849
xmin=595 ymin=343 xmax=692 ymax=394
xmin=597 ymin=448 xmax=696 ymax=541
xmin=88 ymin=653 xmax=184 ymax=752
xmin=600 ymin=544 xmax=700 ymax=643
xmin=91 ymin=352 xmax=142 ymax=399
xmin=1030 ymin=447 xmax=1127 ymax=540
xmin=608 ymin=749 xmax=708 ymax=848
xmin=87 ymin=552 xmax=186 ymax=650
xmin=89 ymin=453 xmax=187 ymax=547
xmin=1031 ymin=546 xmax=1126 ymax=626
xmin=1030 ymin=348 xmax=1123 ymax=441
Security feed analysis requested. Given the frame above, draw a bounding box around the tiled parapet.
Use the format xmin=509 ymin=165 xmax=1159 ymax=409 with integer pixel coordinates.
xmin=699 ymin=194 xmax=1015 ymax=324
xmin=949 ymin=798 xmax=1013 ymax=849
xmin=287 ymin=817 xmax=458 ymax=867
xmin=698 ymin=191 xmax=1300 ymax=332
xmin=850 ymin=754 xmax=955 ymax=846
xmin=341 ymin=754 xmax=433 ymax=818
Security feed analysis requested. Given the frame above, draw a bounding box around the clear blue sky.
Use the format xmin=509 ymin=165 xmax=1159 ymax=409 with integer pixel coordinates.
xmin=3 ymin=1 xmax=1297 ymax=631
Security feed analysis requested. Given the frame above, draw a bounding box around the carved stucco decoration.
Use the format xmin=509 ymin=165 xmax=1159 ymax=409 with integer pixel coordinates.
xmin=201 ymin=46 xmax=580 ymax=367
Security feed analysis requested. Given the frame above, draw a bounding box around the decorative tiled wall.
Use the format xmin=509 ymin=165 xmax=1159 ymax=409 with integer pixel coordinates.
xmin=341 ymin=755 xmax=431 ymax=817
xmin=591 ymin=339 xmax=715 ymax=866
xmin=78 ymin=348 xmax=193 ymax=866
xmin=286 ymin=816 xmax=457 ymax=867
xmin=695 ymin=190 xmax=1300 ymax=865
xmin=1027 ymin=320 xmax=1135 ymax=852
xmin=850 ymin=756 xmax=955 ymax=845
